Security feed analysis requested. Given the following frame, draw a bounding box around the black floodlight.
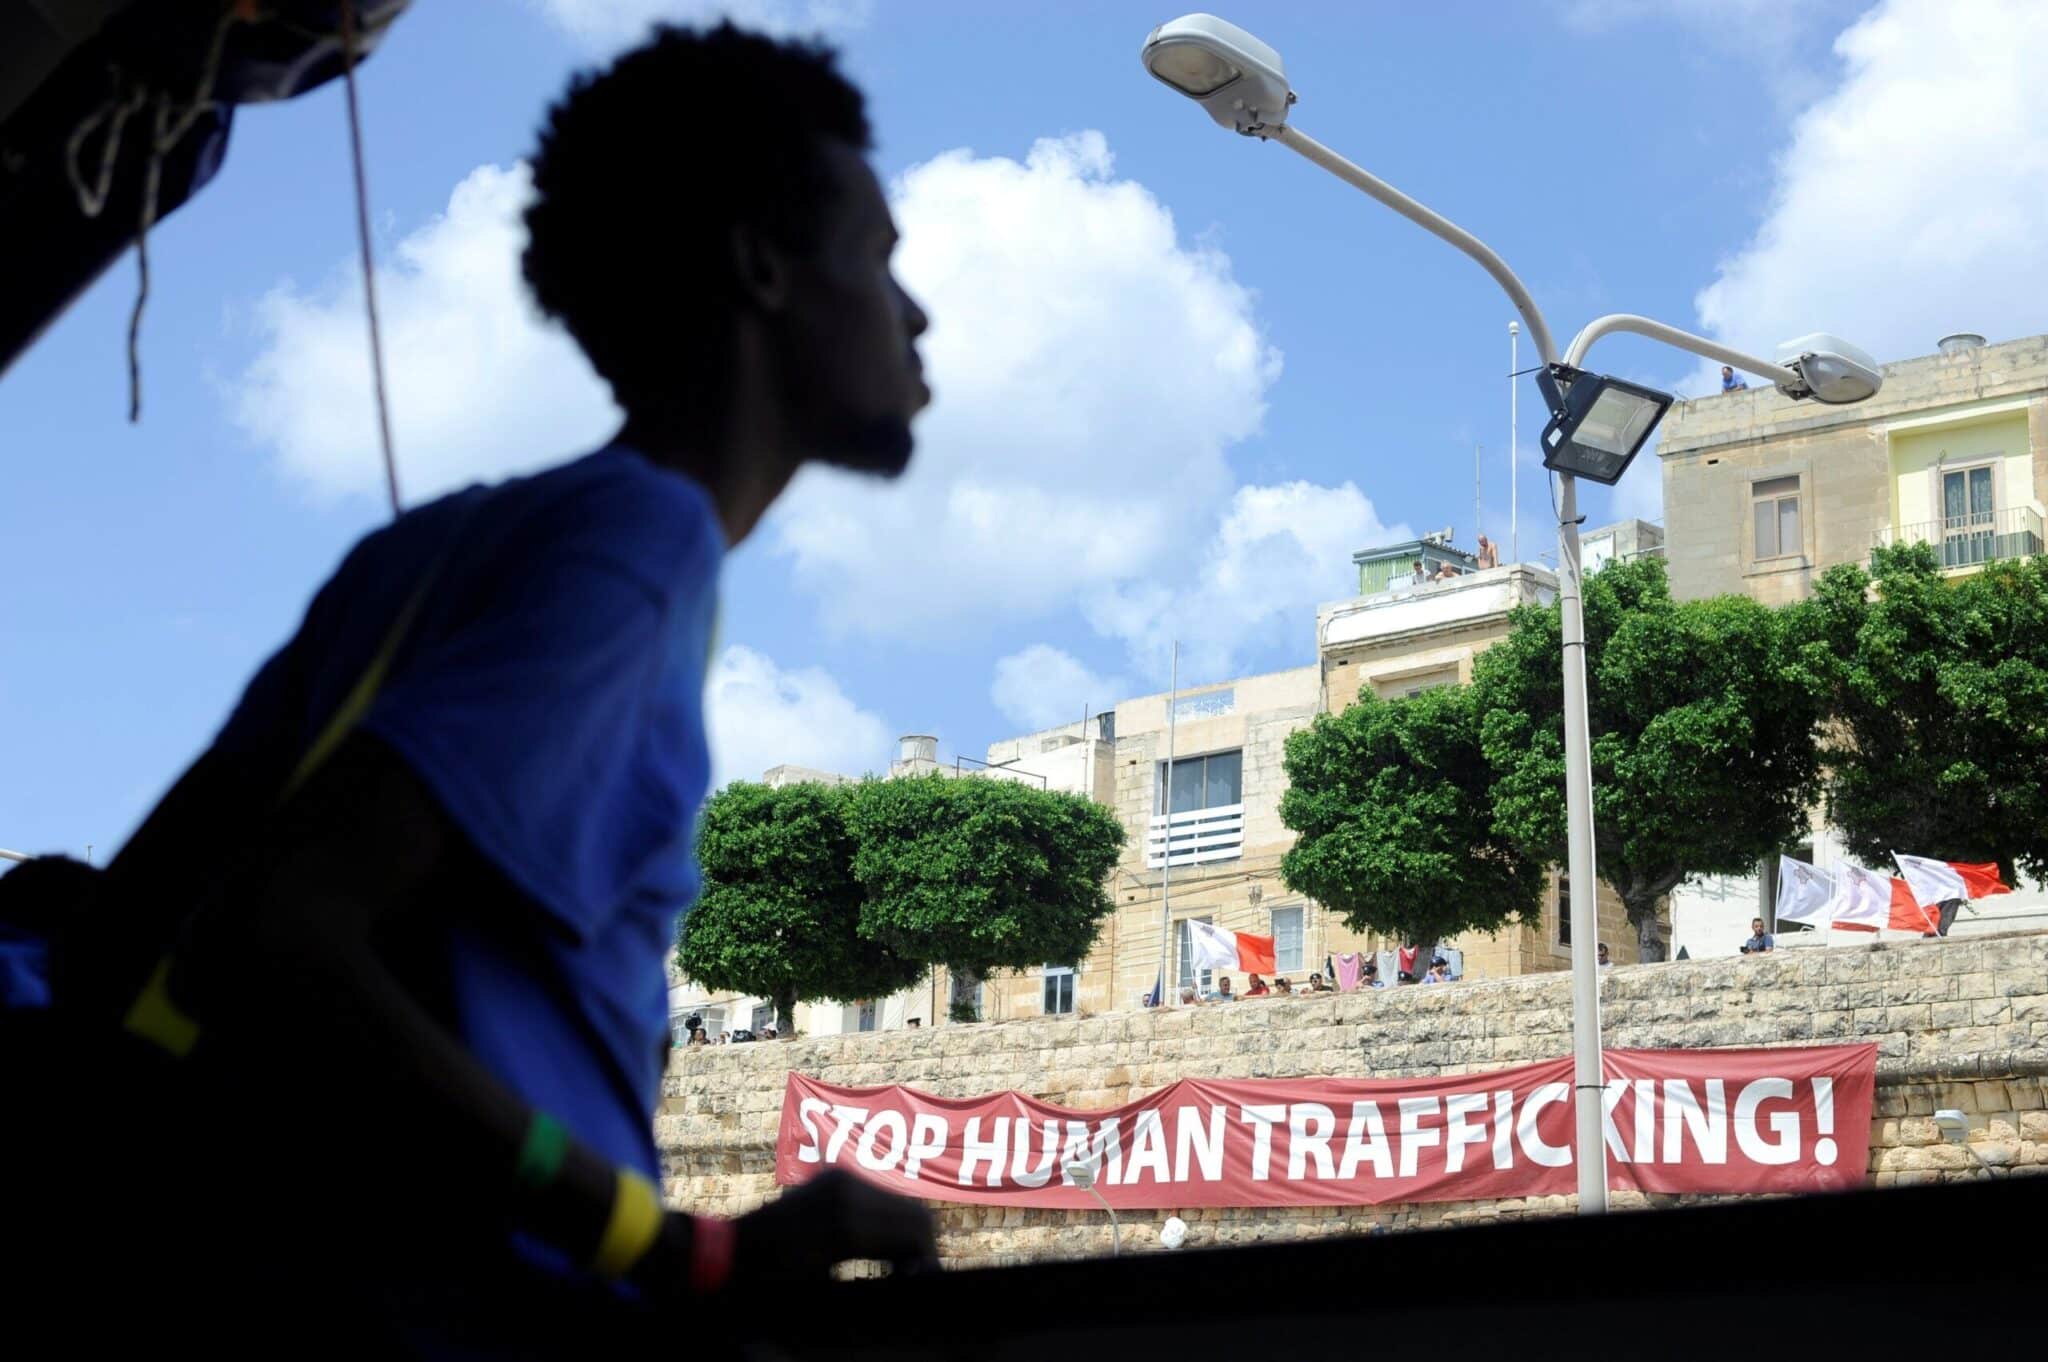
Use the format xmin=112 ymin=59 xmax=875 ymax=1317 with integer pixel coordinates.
xmin=1535 ymin=363 xmax=1674 ymax=485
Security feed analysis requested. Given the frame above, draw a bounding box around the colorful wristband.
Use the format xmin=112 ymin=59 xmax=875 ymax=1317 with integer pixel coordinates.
xmin=590 ymin=1168 xmax=665 ymax=1280
xmin=514 ymin=1112 xmax=569 ymax=1192
xmin=688 ymin=1214 xmax=737 ymax=1295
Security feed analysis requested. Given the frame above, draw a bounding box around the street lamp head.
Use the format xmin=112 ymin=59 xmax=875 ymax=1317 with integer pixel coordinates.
xmin=1534 ymin=364 xmax=1674 ymax=485
xmin=1064 ymin=1160 xmax=1097 ymax=1189
xmin=1141 ymin=14 xmax=1294 ymax=135
xmin=1774 ymin=332 xmax=1883 ymax=405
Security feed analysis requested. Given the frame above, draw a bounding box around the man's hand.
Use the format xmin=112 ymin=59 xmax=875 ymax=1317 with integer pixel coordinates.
xmin=727 ymin=1169 xmax=939 ymax=1285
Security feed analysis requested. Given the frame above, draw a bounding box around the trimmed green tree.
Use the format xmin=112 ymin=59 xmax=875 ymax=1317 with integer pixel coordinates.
xmin=1279 ymin=684 xmax=1545 ymax=948
xmin=846 ymin=774 xmax=1125 ymax=1022
xmin=1472 ymin=556 xmax=1823 ymax=959
xmin=677 ymin=781 xmax=925 ymax=1036
xmin=1791 ymin=542 xmax=2048 ymax=887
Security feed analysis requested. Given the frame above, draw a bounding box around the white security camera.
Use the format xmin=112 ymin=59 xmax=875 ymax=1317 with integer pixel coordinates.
xmin=1932 ymin=1109 xmax=1970 ymax=1143
xmin=1775 ymin=333 xmax=1883 ymax=405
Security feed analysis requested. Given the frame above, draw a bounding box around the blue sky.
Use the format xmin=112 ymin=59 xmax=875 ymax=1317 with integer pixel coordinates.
xmin=6 ymin=0 xmax=2046 ymax=857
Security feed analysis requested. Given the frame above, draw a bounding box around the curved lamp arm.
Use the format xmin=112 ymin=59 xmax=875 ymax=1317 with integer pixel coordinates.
xmin=1271 ymin=123 xmax=1558 ymax=367
xmin=1564 ymin=313 xmax=1801 ymax=389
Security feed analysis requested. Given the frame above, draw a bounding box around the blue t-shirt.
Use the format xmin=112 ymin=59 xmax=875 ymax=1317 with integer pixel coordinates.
xmin=212 ymin=443 xmax=721 ymax=1181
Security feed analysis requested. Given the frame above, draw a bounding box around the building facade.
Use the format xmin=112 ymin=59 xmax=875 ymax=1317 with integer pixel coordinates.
xmin=675 ymin=522 xmax=1677 ymax=1037
xmin=1658 ymin=332 xmax=2048 ymax=955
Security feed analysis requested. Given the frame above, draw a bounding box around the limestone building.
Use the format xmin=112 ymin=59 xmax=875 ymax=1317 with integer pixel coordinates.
xmin=1657 ymin=331 xmax=2048 ymax=955
xmin=675 ymin=521 xmax=1676 ymax=1036
xmin=982 ymin=524 xmax=1666 ymax=1026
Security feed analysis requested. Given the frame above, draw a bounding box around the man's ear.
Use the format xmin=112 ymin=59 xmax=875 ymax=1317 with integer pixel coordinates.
xmin=729 ymin=223 xmax=792 ymax=313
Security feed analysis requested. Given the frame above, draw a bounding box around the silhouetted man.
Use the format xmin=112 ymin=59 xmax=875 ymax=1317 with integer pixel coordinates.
xmin=33 ymin=23 xmax=935 ymax=1356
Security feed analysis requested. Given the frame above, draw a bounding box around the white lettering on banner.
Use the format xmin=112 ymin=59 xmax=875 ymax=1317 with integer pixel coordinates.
xmin=1397 ymin=1097 xmax=1443 ymax=1178
xmin=1123 ymin=1110 xmax=1171 ymax=1185
xmin=788 ymin=1059 xmax=1854 ymax=1198
xmin=1287 ymin=1104 xmax=1337 ymax=1179
xmin=855 ymin=1110 xmax=908 ymax=1172
xmin=1519 ymin=1082 xmax=1572 ymax=1167
xmin=1810 ymin=1077 xmax=1838 ymax=1167
xmin=960 ymin=1116 xmax=1009 ymax=1186
xmin=1176 ymin=1106 xmax=1226 ymax=1182
xmin=795 ymin=1097 xmax=829 ymax=1163
xmin=1338 ymin=1100 xmax=1394 ymax=1179
xmin=825 ymin=1105 xmax=869 ymax=1165
xmin=1491 ymin=1090 xmax=1516 ymax=1170
xmin=905 ymin=1114 xmax=948 ymax=1178
xmin=1601 ymin=1078 xmax=1633 ymax=1163
xmin=1060 ymin=1118 xmax=1123 ymax=1186
xmin=1663 ymin=1080 xmax=1729 ymax=1164
xmin=1733 ymin=1078 xmax=1799 ymax=1165
xmin=1444 ymin=1092 xmax=1490 ymax=1174
xmin=1239 ymin=1104 xmax=1286 ymax=1180
xmin=1010 ymin=1118 xmax=1061 ymax=1188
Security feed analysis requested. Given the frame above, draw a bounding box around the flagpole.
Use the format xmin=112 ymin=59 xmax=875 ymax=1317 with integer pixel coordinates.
xmin=1508 ymin=319 xmax=1519 ymax=563
xmin=1157 ymin=642 xmax=1180 ymax=1007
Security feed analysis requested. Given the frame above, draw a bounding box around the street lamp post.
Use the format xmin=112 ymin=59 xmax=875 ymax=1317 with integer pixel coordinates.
xmin=1065 ymin=1160 xmax=1122 ymax=1255
xmin=1139 ymin=13 xmax=1882 ymax=1216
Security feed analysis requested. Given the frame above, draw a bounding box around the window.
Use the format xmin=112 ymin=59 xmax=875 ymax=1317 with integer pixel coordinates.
xmin=750 ymin=1003 xmax=774 ymax=1034
xmin=1940 ymin=465 xmax=1996 ymax=566
xmin=1158 ymin=749 xmax=1243 ymax=814
xmin=1043 ymin=964 xmax=1076 ymax=1015
xmin=1271 ymin=905 xmax=1304 ymax=973
xmin=1393 ymin=667 xmax=1459 ymax=698
xmin=1751 ymin=475 xmax=1801 ymax=559
xmin=1151 ymin=750 xmax=1246 ymax=868
xmin=1556 ymin=873 xmax=1572 ymax=946
xmin=1177 ymin=917 xmax=1214 ymax=995
xmin=856 ymin=999 xmax=878 ymax=1032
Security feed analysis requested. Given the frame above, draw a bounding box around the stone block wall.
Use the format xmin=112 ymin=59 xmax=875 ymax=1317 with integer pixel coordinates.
xmin=659 ymin=930 xmax=2048 ymax=1267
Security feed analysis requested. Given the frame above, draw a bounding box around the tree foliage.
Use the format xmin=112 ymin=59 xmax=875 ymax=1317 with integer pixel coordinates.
xmin=677 ymin=781 xmax=924 ymax=1034
xmin=1469 ymin=556 xmax=1823 ymax=958
xmin=1279 ymin=685 xmax=1544 ymax=946
xmin=1791 ymin=543 xmax=2048 ymax=886
xmin=845 ymin=774 xmax=1125 ymax=1021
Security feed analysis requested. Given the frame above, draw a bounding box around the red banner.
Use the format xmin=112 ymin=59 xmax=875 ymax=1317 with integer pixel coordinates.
xmin=775 ymin=1044 xmax=1875 ymax=1208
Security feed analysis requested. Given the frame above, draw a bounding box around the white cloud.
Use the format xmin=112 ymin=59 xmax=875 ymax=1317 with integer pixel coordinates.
xmin=231 ymin=163 xmax=619 ymax=503
xmin=772 ymin=130 xmax=1280 ymax=637
xmin=990 ymin=645 xmax=1128 ymax=733
xmin=529 ymin=0 xmax=870 ymax=54
xmin=1693 ymin=0 xmax=2048 ymax=381
xmin=705 ymin=644 xmax=890 ymax=787
xmin=1560 ymin=0 xmax=1846 ymax=110
xmin=227 ymin=133 xmax=1303 ymax=685
xmin=1087 ymin=480 xmax=1408 ymax=685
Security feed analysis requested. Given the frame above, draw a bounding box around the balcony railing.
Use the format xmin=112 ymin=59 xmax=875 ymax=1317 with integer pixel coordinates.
xmin=1874 ymin=506 xmax=2044 ymax=569
xmin=1145 ymin=802 xmax=1245 ymax=869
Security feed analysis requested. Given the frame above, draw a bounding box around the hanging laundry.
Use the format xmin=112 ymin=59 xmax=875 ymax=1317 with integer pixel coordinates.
xmin=1335 ymin=952 xmax=1363 ymax=993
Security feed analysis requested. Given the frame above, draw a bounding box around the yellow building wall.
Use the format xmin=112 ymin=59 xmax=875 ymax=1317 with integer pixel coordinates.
xmin=1888 ymin=411 xmax=2033 ymax=529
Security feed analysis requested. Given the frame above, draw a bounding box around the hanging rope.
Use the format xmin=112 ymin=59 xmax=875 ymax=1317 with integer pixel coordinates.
xmin=340 ymin=0 xmax=402 ymax=518
xmin=127 ymin=95 xmax=174 ymax=422
xmin=94 ymin=7 xmax=237 ymax=421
